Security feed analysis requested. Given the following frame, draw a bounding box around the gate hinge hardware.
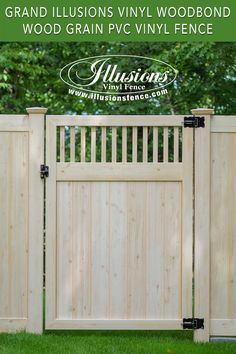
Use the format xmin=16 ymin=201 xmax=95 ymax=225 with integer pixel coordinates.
xmin=40 ymin=164 xmax=49 ymax=179
xmin=182 ymin=318 xmax=204 ymax=330
xmin=184 ymin=116 xmax=205 ymax=128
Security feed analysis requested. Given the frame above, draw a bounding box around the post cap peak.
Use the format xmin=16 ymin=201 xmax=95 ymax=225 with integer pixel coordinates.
xmin=26 ymin=107 xmax=48 ymax=114
xmin=191 ymin=108 xmax=214 ymax=115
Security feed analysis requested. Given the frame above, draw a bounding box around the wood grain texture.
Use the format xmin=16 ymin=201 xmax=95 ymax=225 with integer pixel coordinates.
xmin=0 ymin=115 xmax=29 ymax=131
xmin=57 ymin=182 xmax=73 ymax=319
xmin=153 ymin=127 xmax=158 ymax=163
xmin=70 ymin=127 xmax=75 ymax=162
xmin=210 ymin=133 xmax=236 ymax=335
xmin=182 ymin=127 xmax=193 ymax=321
xmin=60 ymin=127 xmax=65 ymax=162
xmin=109 ymin=183 xmax=127 ymax=318
xmin=142 ymin=127 xmax=148 ymax=163
xmin=48 ymin=319 xmax=183 ymax=330
xmin=0 ymin=109 xmax=45 ymax=334
xmin=91 ymin=127 xmax=96 ymax=162
xmin=51 ymin=181 xmax=182 ymax=324
xmin=46 ymin=115 xmax=184 ymax=127
xmin=211 ymin=116 xmax=236 ymax=132
xmin=210 ymin=320 xmax=236 ymax=336
xmin=0 ymin=132 xmax=28 ymax=319
xmin=174 ymin=127 xmax=179 ymax=163
xmin=46 ymin=116 xmax=58 ymax=329
xmin=194 ymin=113 xmax=211 ymax=342
xmin=57 ymin=163 xmax=183 ymax=181
xmin=27 ymin=110 xmax=45 ymax=333
xmin=80 ymin=127 xmax=86 ymax=162
xmin=132 ymin=127 xmax=137 ymax=163
xmin=122 ymin=127 xmax=127 ymax=163
xmin=164 ymin=128 xmax=169 ymax=163
xmin=101 ymin=127 xmax=107 ymax=162
xmin=112 ymin=127 xmax=117 ymax=163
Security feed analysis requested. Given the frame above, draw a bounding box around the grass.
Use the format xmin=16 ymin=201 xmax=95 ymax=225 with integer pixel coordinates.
xmin=0 ymin=330 xmax=236 ymax=354
xmin=1 ymin=295 xmax=235 ymax=353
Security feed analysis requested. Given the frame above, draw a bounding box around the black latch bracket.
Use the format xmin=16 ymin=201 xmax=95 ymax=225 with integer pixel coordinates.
xmin=182 ymin=318 xmax=204 ymax=330
xmin=40 ymin=164 xmax=49 ymax=179
xmin=184 ymin=116 xmax=205 ymax=128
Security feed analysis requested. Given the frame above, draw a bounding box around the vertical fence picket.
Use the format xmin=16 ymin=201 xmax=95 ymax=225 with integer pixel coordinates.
xmin=132 ymin=127 xmax=137 ymax=163
xmin=153 ymin=127 xmax=158 ymax=163
xmin=101 ymin=127 xmax=106 ymax=162
xmin=60 ymin=127 xmax=65 ymax=162
xmin=112 ymin=127 xmax=117 ymax=163
xmin=81 ymin=127 xmax=86 ymax=162
xmin=163 ymin=127 xmax=169 ymax=163
xmin=70 ymin=127 xmax=75 ymax=162
xmin=91 ymin=127 xmax=96 ymax=162
xmin=174 ymin=127 xmax=179 ymax=163
xmin=122 ymin=127 xmax=127 ymax=163
xmin=143 ymin=127 xmax=148 ymax=163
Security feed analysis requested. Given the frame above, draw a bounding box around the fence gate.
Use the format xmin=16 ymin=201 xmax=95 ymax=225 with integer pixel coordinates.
xmin=45 ymin=115 xmax=194 ymax=330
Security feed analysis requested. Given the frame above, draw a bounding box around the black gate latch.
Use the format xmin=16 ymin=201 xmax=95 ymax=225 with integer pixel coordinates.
xmin=40 ymin=164 xmax=49 ymax=179
xmin=182 ymin=318 xmax=204 ymax=330
xmin=184 ymin=116 xmax=205 ymax=128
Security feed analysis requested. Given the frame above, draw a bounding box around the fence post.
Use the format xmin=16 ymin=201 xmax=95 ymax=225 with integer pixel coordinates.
xmin=26 ymin=107 xmax=47 ymax=333
xmin=192 ymin=108 xmax=214 ymax=342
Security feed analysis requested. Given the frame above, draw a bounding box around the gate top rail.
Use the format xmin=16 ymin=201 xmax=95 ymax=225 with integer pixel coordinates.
xmin=46 ymin=115 xmax=184 ymax=127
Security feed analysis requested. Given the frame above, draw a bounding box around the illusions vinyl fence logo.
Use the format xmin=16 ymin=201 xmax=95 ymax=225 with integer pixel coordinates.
xmin=60 ymin=54 xmax=177 ymax=102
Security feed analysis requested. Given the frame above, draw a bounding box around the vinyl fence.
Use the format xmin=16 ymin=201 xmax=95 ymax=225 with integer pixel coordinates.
xmin=0 ymin=107 xmax=235 ymax=342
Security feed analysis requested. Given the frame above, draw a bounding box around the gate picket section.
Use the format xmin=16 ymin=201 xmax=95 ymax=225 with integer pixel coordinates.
xmin=45 ymin=115 xmax=194 ymax=330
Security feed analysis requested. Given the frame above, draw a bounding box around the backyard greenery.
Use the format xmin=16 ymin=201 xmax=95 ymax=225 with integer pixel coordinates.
xmin=1 ymin=331 xmax=236 ymax=354
xmin=0 ymin=42 xmax=236 ymax=115
xmin=59 ymin=126 xmax=182 ymax=163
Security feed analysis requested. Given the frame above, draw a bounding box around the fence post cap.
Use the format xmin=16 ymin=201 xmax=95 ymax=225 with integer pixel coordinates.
xmin=191 ymin=108 xmax=214 ymax=116
xmin=26 ymin=107 xmax=48 ymax=114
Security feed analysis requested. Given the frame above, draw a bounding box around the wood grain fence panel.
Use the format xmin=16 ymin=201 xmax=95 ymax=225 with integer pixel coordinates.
xmin=109 ymin=183 xmax=128 ymax=318
xmin=0 ymin=132 xmax=28 ymax=319
xmin=210 ymin=131 xmax=236 ymax=337
xmin=0 ymin=108 xmax=45 ymax=333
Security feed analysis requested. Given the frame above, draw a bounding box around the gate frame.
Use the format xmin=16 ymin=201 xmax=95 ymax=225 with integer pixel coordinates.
xmin=45 ymin=114 xmax=194 ymax=332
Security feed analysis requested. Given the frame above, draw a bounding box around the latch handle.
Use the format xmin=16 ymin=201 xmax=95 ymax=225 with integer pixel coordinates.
xmin=40 ymin=165 xmax=49 ymax=179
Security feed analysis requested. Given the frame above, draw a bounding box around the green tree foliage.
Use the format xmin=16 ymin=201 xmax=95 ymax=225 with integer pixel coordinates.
xmin=0 ymin=42 xmax=235 ymax=114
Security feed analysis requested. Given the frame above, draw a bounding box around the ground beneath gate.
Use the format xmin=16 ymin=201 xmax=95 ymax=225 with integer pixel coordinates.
xmin=0 ymin=331 xmax=236 ymax=354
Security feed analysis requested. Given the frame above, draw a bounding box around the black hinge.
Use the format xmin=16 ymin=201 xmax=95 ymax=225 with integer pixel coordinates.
xmin=40 ymin=164 xmax=49 ymax=179
xmin=184 ymin=116 xmax=205 ymax=128
xmin=182 ymin=318 xmax=204 ymax=330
